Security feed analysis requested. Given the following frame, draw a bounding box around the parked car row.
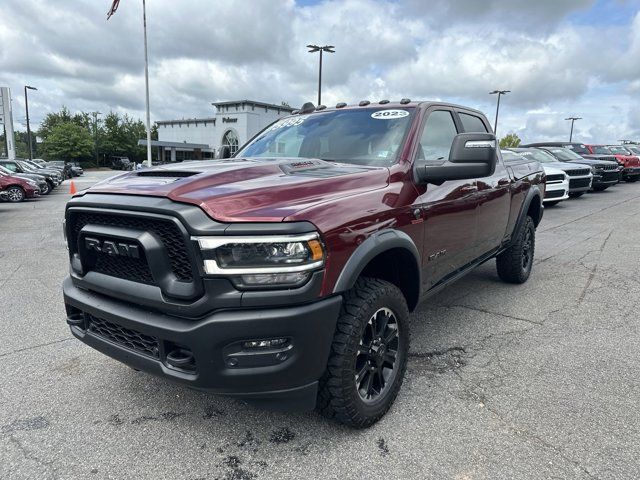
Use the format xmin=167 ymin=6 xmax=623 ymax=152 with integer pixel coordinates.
xmin=504 ymin=141 xmax=639 ymax=207
xmin=0 ymin=157 xmax=81 ymax=202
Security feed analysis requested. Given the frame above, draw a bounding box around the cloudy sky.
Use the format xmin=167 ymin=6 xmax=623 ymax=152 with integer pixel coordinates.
xmin=1 ymin=0 xmax=639 ymax=143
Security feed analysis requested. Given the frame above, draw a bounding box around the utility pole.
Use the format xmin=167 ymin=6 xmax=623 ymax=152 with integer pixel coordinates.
xmin=92 ymin=111 xmax=101 ymax=166
xmin=107 ymin=0 xmax=152 ymax=166
xmin=307 ymin=45 xmax=335 ymax=105
xmin=565 ymin=117 xmax=582 ymax=142
xmin=142 ymin=0 xmax=152 ymax=167
xmin=24 ymin=85 xmax=37 ymax=160
xmin=489 ymin=90 xmax=510 ymax=135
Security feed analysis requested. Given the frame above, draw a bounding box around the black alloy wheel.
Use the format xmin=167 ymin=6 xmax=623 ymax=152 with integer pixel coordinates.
xmin=496 ymin=215 xmax=536 ymax=284
xmin=355 ymin=307 xmax=401 ymax=403
xmin=521 ymin=226 xmax=533 ymax=271
xmin=317 ymin=277 xmax=409 ymax=428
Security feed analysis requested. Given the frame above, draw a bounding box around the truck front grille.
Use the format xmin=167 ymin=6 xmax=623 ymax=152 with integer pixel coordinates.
xmin=68 ymin=211 xmax=193 ymax=283
xmin=601 ymin=163 xmax=618 ymax=171
xmin=565 ymin=168 xmax=590 ymax=176
xmin=86 ymin=314 xmax=160 ymax=358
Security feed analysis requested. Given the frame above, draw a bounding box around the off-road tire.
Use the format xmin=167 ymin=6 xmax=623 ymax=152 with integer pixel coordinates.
xmin=317 ymin=277 xmax=409 ymax=428
xmin=496 ymin=215 xmax=535 ymax=284
xmin=568 ymin=192 xmax=584 ymax=198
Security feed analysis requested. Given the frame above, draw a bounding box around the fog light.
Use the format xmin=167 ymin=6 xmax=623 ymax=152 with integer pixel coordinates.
xmin=242 ymin=338 xmax=289 ymax=350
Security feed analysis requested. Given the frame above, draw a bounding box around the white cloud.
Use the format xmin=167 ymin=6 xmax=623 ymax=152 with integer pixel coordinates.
xmin=0 ymin=0 xmax=638 ymax=143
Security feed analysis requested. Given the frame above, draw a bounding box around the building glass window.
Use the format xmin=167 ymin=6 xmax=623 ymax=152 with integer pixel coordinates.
xmin=222 ymin=130 xmax=239 ymax=155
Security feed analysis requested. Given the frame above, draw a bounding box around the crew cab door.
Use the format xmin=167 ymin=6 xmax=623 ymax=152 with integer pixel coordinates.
xmin=456 ymin=111 xmax=511 ymax=256
xmin=413 ymin=108 xmax=479 ymax=290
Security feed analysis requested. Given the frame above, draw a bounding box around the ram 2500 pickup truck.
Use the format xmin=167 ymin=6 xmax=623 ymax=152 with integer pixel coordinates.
xmin=63 ymin=101 xmax=544 ymax=427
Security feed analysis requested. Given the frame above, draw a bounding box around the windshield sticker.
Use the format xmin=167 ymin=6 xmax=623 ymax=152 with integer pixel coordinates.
xmin=371 ymin=109 xmax=409 ymax=120
xmin=265 ymin=115 xmax=309 ymax=133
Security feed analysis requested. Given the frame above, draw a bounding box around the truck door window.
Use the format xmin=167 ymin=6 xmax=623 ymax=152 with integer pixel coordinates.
xmin=418 ymin=110 xmax=458 ymax=165
xmin=459 ymin=113 xmax=488 ymax=133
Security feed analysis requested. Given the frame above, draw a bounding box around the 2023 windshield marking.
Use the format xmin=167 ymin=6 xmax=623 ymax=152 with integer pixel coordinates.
xmin=237 ymin=108 xmax=415 ymax=167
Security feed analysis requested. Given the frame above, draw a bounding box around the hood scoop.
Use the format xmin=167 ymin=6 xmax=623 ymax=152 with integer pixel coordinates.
xmin=136 ymin=170 xmax=198 ymax=178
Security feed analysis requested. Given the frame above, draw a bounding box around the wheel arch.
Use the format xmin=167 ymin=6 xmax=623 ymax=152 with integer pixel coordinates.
xmin=510 ymin=185 xmax=543 ymax=244
xmin=332 ymin=230 xmax=421 ymax=311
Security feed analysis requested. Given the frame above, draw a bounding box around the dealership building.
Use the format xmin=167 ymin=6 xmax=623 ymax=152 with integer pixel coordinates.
xmin=141 ymin=100 xmax=294 ymax=162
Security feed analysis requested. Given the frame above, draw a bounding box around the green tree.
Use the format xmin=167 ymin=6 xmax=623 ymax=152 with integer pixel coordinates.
xmin=99 ymin=111 xmax=150 ymax=162
xmin=41 ymin=122 xmax=94 ymax=163
xmin=499 ymin=133 xmax=521 ymax=148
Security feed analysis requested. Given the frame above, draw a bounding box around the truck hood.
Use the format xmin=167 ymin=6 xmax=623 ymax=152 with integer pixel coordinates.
xmin=84 ymin=158 xmax=390 ymax=222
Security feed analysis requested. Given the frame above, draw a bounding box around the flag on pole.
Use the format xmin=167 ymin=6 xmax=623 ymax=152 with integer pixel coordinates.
xmin=107 ymin=0 xmax=120 ymax=19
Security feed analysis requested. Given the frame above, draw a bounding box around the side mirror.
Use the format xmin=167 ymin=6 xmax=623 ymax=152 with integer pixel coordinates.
xmin=219 ymin=146 xmax=231 ymax=159
xmin=416 ymin=133 xmax=497 ymax=184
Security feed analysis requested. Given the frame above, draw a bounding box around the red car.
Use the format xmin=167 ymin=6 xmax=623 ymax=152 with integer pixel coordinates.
xmin=585 ymin=144 xmax=640 ymax=182
xmin=0 ymin=170 xmax=40 ymax=202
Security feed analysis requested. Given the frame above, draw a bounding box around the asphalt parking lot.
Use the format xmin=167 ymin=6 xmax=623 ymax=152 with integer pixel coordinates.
xmin=1 ymin=170 xmax=639 ymax=480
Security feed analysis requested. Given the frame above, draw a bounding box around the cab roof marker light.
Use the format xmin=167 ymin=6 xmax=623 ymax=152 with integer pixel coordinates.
xmin=359 ymin=100 xmax=370 ymax=106
xmin=400 ymin=98 xmax=411 ymax=104
xmin=316 ymin=105 xmax=327 ymax=110
xmin=299 ymin=102 xmax=316 ymax=114
xmin=335 ymin=102 xmax=347 ymax=108
xmin=379 ymin=99 xmax=390 ymax=104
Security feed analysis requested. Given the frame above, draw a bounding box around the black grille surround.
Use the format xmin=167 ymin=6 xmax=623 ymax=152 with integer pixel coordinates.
xmin=569 ymin=177 xmax=591 ymax=189
xmin=600 ymin=171 xmax=620 ymax=182
xmin=546 ymin=174 xmax=565 ymax=182
xmin=86 ymin=314 xmax=159 ymax=358
xmin=68 ymin=210 xmax=194 ymax=283
xmin=545 ymin=189 xmax=565 ymax=199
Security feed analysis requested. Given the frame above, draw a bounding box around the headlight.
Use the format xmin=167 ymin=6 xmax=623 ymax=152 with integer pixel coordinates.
xmin=194 ymin=233 xmax=325 ymax=288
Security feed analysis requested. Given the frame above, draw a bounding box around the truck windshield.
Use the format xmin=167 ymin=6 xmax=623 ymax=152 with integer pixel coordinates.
xmin=608 ymin=146 xmax=629 ymax=154
xmin=512 ymin=149 xmax=558 ymax=163
xmin=237 ymin=108 xmax=416 ymax=166
xmin=17 ymin=161 xmax=37 ymax=172
xmin=566 ymin=144 xmax=589 ymax=154
xmin=592 ymin=146 xmax=612 ymax=154
xmin=547 ymin=148 xmax=584 ymax=161
xmin=627 ymin=146 xmax=640 ymax=155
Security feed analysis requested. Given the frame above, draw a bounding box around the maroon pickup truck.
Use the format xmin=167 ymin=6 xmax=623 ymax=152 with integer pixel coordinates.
xmin=63 ymin=101 xmax=544 ymax=427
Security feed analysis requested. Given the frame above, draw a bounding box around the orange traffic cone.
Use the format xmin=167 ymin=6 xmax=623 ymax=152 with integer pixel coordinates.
xmin=69 ymin=180 xmax=77 ymax=195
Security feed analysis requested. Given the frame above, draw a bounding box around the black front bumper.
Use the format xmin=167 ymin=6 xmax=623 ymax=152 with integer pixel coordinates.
xmin=63 ymin=278 xmax=342 ymax=411
xmin=622 ymin=167 xmax=640 ymax=180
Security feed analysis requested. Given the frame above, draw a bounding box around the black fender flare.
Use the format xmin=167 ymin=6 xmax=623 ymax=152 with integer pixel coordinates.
xmin=332 ymin=229 xmax=421 ymax=295
xmin=511 ymin=185 xmax=543 ymax=243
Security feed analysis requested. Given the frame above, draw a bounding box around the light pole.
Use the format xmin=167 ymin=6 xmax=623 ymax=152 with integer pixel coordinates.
xmin=307 ymin=45 xmax=335 ymax=106
xmin=489 ymin=90 xmax=510 ymax=135
xmin=565 ymin=117 xmax=582 ymax=142
xmin=24 ymin=85 xmax=37 ymax=160
xmin=92 ymin=111 xmax=101 ymax=167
